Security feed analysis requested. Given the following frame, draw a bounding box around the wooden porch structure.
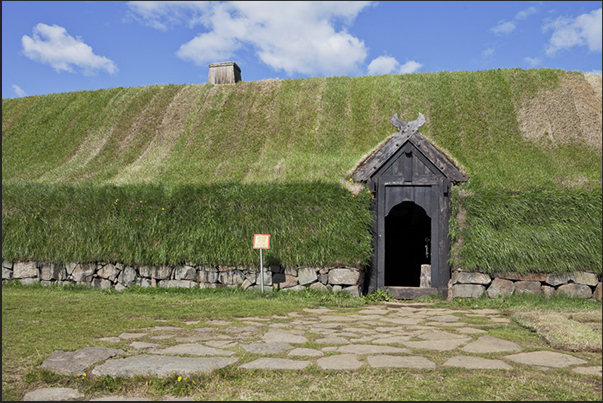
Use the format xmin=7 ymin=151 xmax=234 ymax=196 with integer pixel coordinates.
xmin=353 ymin=113 xmax=467 ymax=299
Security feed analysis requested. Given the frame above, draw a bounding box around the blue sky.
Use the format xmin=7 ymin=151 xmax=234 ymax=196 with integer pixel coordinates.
xmin=2 ymin=1 xmax=602 ymax=99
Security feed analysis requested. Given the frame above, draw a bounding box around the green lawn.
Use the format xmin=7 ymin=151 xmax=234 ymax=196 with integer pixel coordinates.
xmin=2 ymin=283 xmax=601 ymax=401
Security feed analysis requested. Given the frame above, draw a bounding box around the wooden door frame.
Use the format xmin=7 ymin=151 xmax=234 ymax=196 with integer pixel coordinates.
xmin=370 ymin=177 xmax=451 ymax=298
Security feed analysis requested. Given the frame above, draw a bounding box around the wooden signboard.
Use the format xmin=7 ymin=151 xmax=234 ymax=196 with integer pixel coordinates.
xmin=253 ymin=234 xmax=270 ymax=249
xmin=253 ymin=234 xmax=270 ymax=293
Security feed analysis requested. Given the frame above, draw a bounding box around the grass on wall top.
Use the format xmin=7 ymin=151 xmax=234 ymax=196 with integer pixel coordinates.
xmin=450 ymin=188 xmax=602 ymax=275
xmin=1 ymin=181 xmax=373 ymax=268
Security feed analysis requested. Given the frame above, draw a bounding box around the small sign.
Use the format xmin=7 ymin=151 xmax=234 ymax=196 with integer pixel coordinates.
xmin=253 ymin=234 xmax=270 ymax=249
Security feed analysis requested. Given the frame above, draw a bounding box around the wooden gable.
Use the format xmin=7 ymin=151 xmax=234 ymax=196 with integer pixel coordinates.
xmin=353 ymin=115 xmax=466 ymax=185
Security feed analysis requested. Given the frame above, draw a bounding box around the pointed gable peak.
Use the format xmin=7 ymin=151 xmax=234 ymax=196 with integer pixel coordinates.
xmin=352 ymin=113 xmax=466 ymax=183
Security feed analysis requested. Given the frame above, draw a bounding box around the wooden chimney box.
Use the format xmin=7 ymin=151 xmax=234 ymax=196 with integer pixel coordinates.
xmin=208 ymin=62 xmax=241 ymax=84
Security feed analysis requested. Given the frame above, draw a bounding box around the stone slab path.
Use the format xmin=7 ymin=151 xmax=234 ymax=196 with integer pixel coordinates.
xmin=29 ymin=303 xmax=601 ymax=401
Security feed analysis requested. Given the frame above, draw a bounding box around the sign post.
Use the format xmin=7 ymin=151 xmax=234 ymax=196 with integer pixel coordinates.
xmin=253 ymin=234 xmax=270 ymax=294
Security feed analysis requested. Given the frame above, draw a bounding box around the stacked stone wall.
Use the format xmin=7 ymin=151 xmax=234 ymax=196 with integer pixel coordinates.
xmin=3 ymin=260 xmax=601 ymax=301
xmin=448 ymin=269 xmax=602 ymax=301
xmin=1 ymin=260 xmax=364 ymax=297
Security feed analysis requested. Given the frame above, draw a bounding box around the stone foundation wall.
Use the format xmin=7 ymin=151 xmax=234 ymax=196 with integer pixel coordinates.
xmin=1 ymin=260 xmax=364 ymax=297
xmin=4 ymin=259 xmax=601 ymax=301
xmin=448 ymin=269 xmax=602 ymax=301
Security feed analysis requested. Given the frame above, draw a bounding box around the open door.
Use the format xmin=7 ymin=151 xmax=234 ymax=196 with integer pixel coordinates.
xmin=352 ymin=113 xmax=467 ymax=298
xmin=384 ymin=202 xmax=431 ymax=287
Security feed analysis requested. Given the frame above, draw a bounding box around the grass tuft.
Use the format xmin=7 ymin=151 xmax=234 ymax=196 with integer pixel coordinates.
xmin=512 ymin=310 xmax=602 ymax=352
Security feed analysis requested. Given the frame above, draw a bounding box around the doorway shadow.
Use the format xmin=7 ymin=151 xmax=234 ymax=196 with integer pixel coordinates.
xmin=384 ymin=202 xmax=431 ymax=287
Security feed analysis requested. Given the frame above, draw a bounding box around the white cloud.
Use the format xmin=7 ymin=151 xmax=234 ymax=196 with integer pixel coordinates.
xmin=491 ymin=5 xmax=540 ymax=36
xmin=398 ymin=60 xmax=422 ymax=74
xmin=128 ymin=1 xmax=373 ymax=76
xmin=126 ymin=1 xmax=211 ymax=30
xmin=367 ymin=56 xmax=422 ymax=75
xmin=12 ymin=84 xmax=26 ymax=97
xmin=367 ymin=56 xmax=399 ymax=75
xmin=21 ymin=23 xmax=118 ymax=75
xmin=491 ymin=20 xmax=516 ymax=36
xmin=524 ymin=56 xmax=541 ymax=67
xmin=543 ymin=8 xmax=602 ymax=55
xmin=482 ymin=47 xmax=495 ymax=58
xmin=515 ymin=6 xmax=537 ymax=21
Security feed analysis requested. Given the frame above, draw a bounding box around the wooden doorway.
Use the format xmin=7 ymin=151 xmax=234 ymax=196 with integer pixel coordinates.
xmin=352 ymin=113 xmax=467 ymax=299
xmin=384 ymin=201 xmax=431 ymax=287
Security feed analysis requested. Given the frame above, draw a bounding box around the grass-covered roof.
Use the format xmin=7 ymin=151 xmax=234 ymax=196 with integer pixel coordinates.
xmin=2 ymin=68 xmax=601 ymax=274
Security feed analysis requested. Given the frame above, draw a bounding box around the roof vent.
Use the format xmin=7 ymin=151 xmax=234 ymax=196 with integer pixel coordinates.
xmin=208 ymin=62 xmax=241 ymax=84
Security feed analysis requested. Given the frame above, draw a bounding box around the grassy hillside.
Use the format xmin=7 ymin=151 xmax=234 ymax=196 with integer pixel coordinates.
xmin=2 ymin=69 xmax=602 ymax=273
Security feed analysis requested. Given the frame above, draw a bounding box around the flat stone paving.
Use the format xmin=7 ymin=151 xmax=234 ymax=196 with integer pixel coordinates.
xmin=23 ymin=387 xmax=84 ymax=401
xmin=91 ymin=355 xmax=238 ymax=377
xmin=443 ymin=355 xmax=513 ymax=370
xmin=367 ymin=355 xmax=437 ymax=369
xmin=40 ymin=347 xmax=124 ymax=376
xmin=461 ymin=335 xmax=522 ymax=353
xmin=30 ymin=303 xmax=601 ymax=401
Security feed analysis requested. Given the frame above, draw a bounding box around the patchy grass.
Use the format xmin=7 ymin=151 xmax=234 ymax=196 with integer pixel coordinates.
xmin=15 ymin=366 xmax=603 ymax=401
xmin=512 ymin=310 xmax=602 ymax=352
xmin=429 ymin=292 xmax=603 ymax=352
xmin=3 ymin=284 xmax=602 ymax=401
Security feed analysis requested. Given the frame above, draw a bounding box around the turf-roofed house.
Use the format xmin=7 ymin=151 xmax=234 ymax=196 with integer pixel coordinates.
xmin=2 ymin=66 xmax=602 ymax=300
